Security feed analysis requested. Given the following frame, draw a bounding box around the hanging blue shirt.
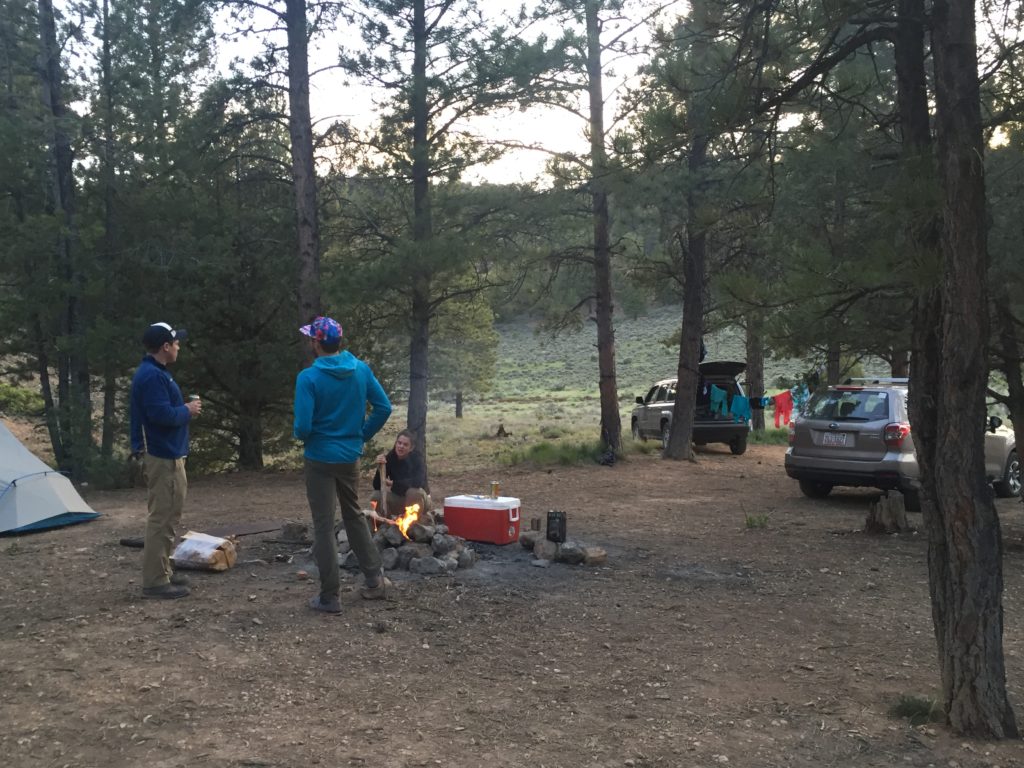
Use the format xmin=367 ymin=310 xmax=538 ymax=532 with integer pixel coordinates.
xmin=730 ymin=395 xmax=751 ymax=423
xmin=709 ymin=384 xmax=728 ymax=416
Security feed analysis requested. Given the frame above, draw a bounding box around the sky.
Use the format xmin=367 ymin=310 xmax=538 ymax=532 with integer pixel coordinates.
xmin=215 ymin=1 xmax=687 ymax=185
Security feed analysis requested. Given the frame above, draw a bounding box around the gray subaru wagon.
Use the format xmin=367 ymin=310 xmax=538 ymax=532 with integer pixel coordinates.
xmin=784 ymin=378 xmax=1019 ymax=510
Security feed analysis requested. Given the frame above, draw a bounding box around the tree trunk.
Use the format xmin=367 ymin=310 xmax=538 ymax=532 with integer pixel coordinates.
xmin=585 ymin=0 xmax=621 ymax=455
xmin=664 ymin=0 xmax=713 ymax=462
xmin=285 ymin=0 xmax=321 ymax=363
xmin=924 ymin=0 xmax=1017 ymax=736
xmin=38 ymin=0 xmax=90 ymax=480
xmin=408 ymin=286 xmax=430 ymax=465
xmin=826 ymin=341 xmax=841 ymax=386
xmin=237 ymin=403 xmax=264 ymax=471
xmin=99 ymin=0 xmax=118 ymax=458
xmin=405 ymin=0 xmax=432 ymax=473
xmin=746 ymin=315 xmax=765 ymax=431
xmin=890 ymin=348 xmax=910 ymax=378
xmin=455 ymin=391 xmax=463 ymax=419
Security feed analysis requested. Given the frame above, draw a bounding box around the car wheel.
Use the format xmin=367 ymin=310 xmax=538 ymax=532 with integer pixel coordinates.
xmin=661 ymin=421 xmax=671 ymax=450
xmin=798 ymin=479 xmax=832 ymax=499
xmin=993 ymin=450 xmax=1021 ymax=498
xmin=901 ymin=489 xmax=921 ymax=512
xmin=730 ymin=435 xmax=747 ymax=455
xmin=631 ymin=419 xmax=644 ymax=442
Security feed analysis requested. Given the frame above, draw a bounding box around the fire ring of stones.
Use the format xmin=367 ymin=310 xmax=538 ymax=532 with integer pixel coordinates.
xmin=338 ymin=514 xmax=478 ymax=575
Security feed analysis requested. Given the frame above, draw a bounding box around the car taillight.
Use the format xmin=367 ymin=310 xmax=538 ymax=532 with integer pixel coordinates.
xmin=883 ymin=422 xmax=911 ymax=448
xmin=788 ymin=420 xmax=796 ymax=445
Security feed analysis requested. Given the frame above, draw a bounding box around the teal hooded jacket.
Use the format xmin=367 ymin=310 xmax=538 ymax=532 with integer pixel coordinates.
xmin=293 ymin=351 xmax=392 ymax=463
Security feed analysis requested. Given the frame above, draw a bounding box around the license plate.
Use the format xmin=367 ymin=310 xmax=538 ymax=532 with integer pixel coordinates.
xmin=821 ymin=431 xmax=848 ymax=447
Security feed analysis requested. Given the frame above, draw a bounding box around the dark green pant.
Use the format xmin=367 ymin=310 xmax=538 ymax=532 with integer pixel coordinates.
xmin=303 ymin=458 xmax=381 ymax=598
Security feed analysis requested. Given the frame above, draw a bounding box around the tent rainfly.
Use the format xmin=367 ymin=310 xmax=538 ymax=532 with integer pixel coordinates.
xmin=0 ymin=423 xmax=99 ymax=534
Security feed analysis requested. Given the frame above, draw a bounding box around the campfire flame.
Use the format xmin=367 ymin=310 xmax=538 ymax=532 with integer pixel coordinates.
xmin=393 ymin=503 xmax=421 ymax=539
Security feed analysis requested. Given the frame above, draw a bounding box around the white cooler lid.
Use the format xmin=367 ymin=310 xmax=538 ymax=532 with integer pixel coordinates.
xmin=444 ymin=494 xmax=521 ymax=509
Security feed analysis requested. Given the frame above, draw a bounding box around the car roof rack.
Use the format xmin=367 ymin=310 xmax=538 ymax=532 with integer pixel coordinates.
xmin=843 ymin=377 xmax=909 ymax=385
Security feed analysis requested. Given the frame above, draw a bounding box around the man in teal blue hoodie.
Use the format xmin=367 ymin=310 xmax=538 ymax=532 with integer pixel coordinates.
xmin=294 ymin=316 xmax=392 ymax=614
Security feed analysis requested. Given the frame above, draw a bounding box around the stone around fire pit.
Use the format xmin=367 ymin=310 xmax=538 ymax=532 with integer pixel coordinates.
xmin=336 ymin=512 xmax=480 ymax=575
xmin=519 ymin=513 xmax=608 ymax=567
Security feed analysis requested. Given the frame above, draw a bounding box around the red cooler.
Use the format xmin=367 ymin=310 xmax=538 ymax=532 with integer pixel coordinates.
xmin=443 ymin=494 xmax=521 ymax=545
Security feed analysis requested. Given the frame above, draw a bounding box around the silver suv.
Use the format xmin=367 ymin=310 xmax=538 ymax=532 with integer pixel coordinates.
xmin=784 ymin=378 xmax=1019 ymax=510
xmin=631 ymin=361 xmax=752 ymax=455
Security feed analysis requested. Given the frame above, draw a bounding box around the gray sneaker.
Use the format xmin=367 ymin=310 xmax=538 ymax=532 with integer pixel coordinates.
xmin=360 ymin=573 xmax=392 ymax=601
xmin=169 ymin=572 xmax=190 ymax=586
xmin=308 ymin=594 xmax=342 ymax=614
xmin=142 ymin=583 xmax=190 ymax=599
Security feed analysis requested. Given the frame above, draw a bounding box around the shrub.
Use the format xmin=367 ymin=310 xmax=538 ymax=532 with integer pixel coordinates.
xmin=81 ymin=453 xmax=136 ymax=491
xmin=889 ymin=694 xmax=943 ymax=726
xmin=745 ymin=513 xmax=770 ymax=529
xmin=750 ymin=428 xmax=790 ymax=446
xmin=0 ymin=382 xmax=44 ymax=416
xmin=505 ymin=440 xmax=604 ymax=467
xmin=539 ymin=424 xmax=567 ymax=440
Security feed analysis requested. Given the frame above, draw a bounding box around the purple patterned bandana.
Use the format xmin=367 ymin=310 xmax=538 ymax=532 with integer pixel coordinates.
xmin=299 ymin=316 xmax=343 ymax=342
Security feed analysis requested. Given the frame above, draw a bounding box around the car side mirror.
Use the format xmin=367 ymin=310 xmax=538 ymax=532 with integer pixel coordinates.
xmin=635 ymin=396 xmax=644 ymax=405
xmin=989 ymin=415 xmax=1002 ymax=433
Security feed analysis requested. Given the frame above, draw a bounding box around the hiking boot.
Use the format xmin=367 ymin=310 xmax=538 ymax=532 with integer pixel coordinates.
xmin=308 ymin=594 xmax=342 ymax=614
xmin=142 ymin=583 xmax=190 ymax=600
xmin=169 ymin=572 xmax=190 ymax=587
xmin=360 ymin=572 xmax=392 ymax=601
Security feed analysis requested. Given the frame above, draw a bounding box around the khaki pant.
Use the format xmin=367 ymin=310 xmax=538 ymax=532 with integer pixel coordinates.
xmin=304 ymin=459 xmax=381 ymax=599
xmin=142 ymin=455 xmax=187 ymax=589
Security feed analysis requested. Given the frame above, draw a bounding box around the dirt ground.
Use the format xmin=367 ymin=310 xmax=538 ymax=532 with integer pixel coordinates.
xmin=4 ymin=444 xmax=1024 ymax=768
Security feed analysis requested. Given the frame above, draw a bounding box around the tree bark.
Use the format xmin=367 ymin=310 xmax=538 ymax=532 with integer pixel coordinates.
xmin=285 ymin=0 xmax=321 ymax=363
xmin=237 ymin=402 xmax=264 ymax=470
xmin=585 ymin=0 xmax=621 ymax=455
xmin=746 ymin=314 xmax=765 ymax=431
xmin=99 ymin=0 xmax=118 ymax=458
xmin=889 ymin=348 xmax=910 ymax=378
xmin=923 ymin=0 xmax=1017 ymax=736
xmin=406 ymin=0 xmax=432 ymax=469
xmin=455 ymin=391 xmax=463 ymax=419
xmin=38 ymin=0 xmax=90 ymax=480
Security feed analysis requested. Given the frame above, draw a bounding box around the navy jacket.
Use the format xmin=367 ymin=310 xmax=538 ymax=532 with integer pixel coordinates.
xmin=130 ymin=356 xmax=191 ymax=459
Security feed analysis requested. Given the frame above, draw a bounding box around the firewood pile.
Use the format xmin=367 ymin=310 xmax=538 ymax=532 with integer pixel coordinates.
xmin=337 ymin=516 xmax=478 ymax=574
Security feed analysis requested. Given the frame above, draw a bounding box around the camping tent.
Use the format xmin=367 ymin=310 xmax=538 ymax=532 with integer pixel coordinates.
xmin=0 ymin=423 xmax=98 ymax=534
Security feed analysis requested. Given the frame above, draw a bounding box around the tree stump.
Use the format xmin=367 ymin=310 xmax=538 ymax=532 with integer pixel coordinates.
xmin=865 ymin=494 xmax=910 ymax=534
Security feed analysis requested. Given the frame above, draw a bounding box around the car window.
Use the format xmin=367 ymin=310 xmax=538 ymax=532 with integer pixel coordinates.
xmin=665 ymin=384 xmax=677 ymax=402
xmin=644 ymin=386 xmax=659 ymax=404
xmin=805 ymin=390 xmax=888 ymax=421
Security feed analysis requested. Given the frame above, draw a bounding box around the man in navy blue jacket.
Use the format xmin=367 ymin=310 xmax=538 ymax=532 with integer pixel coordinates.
xmin=130 ymin=322 xmax=202 ymax=599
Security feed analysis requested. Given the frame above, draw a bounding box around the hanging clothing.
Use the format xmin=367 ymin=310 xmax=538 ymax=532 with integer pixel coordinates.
xmin=773 ymin=390 xmax=794 ymax=428
xmin=730 ymin=395 xmax=751 ymax=423
xmin=709 ymin=384 xmax=728 ymax=416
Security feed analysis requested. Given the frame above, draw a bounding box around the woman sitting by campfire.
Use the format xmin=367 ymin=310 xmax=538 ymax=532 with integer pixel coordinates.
xmin=371 ymin=430 xmax=431 ymax=520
